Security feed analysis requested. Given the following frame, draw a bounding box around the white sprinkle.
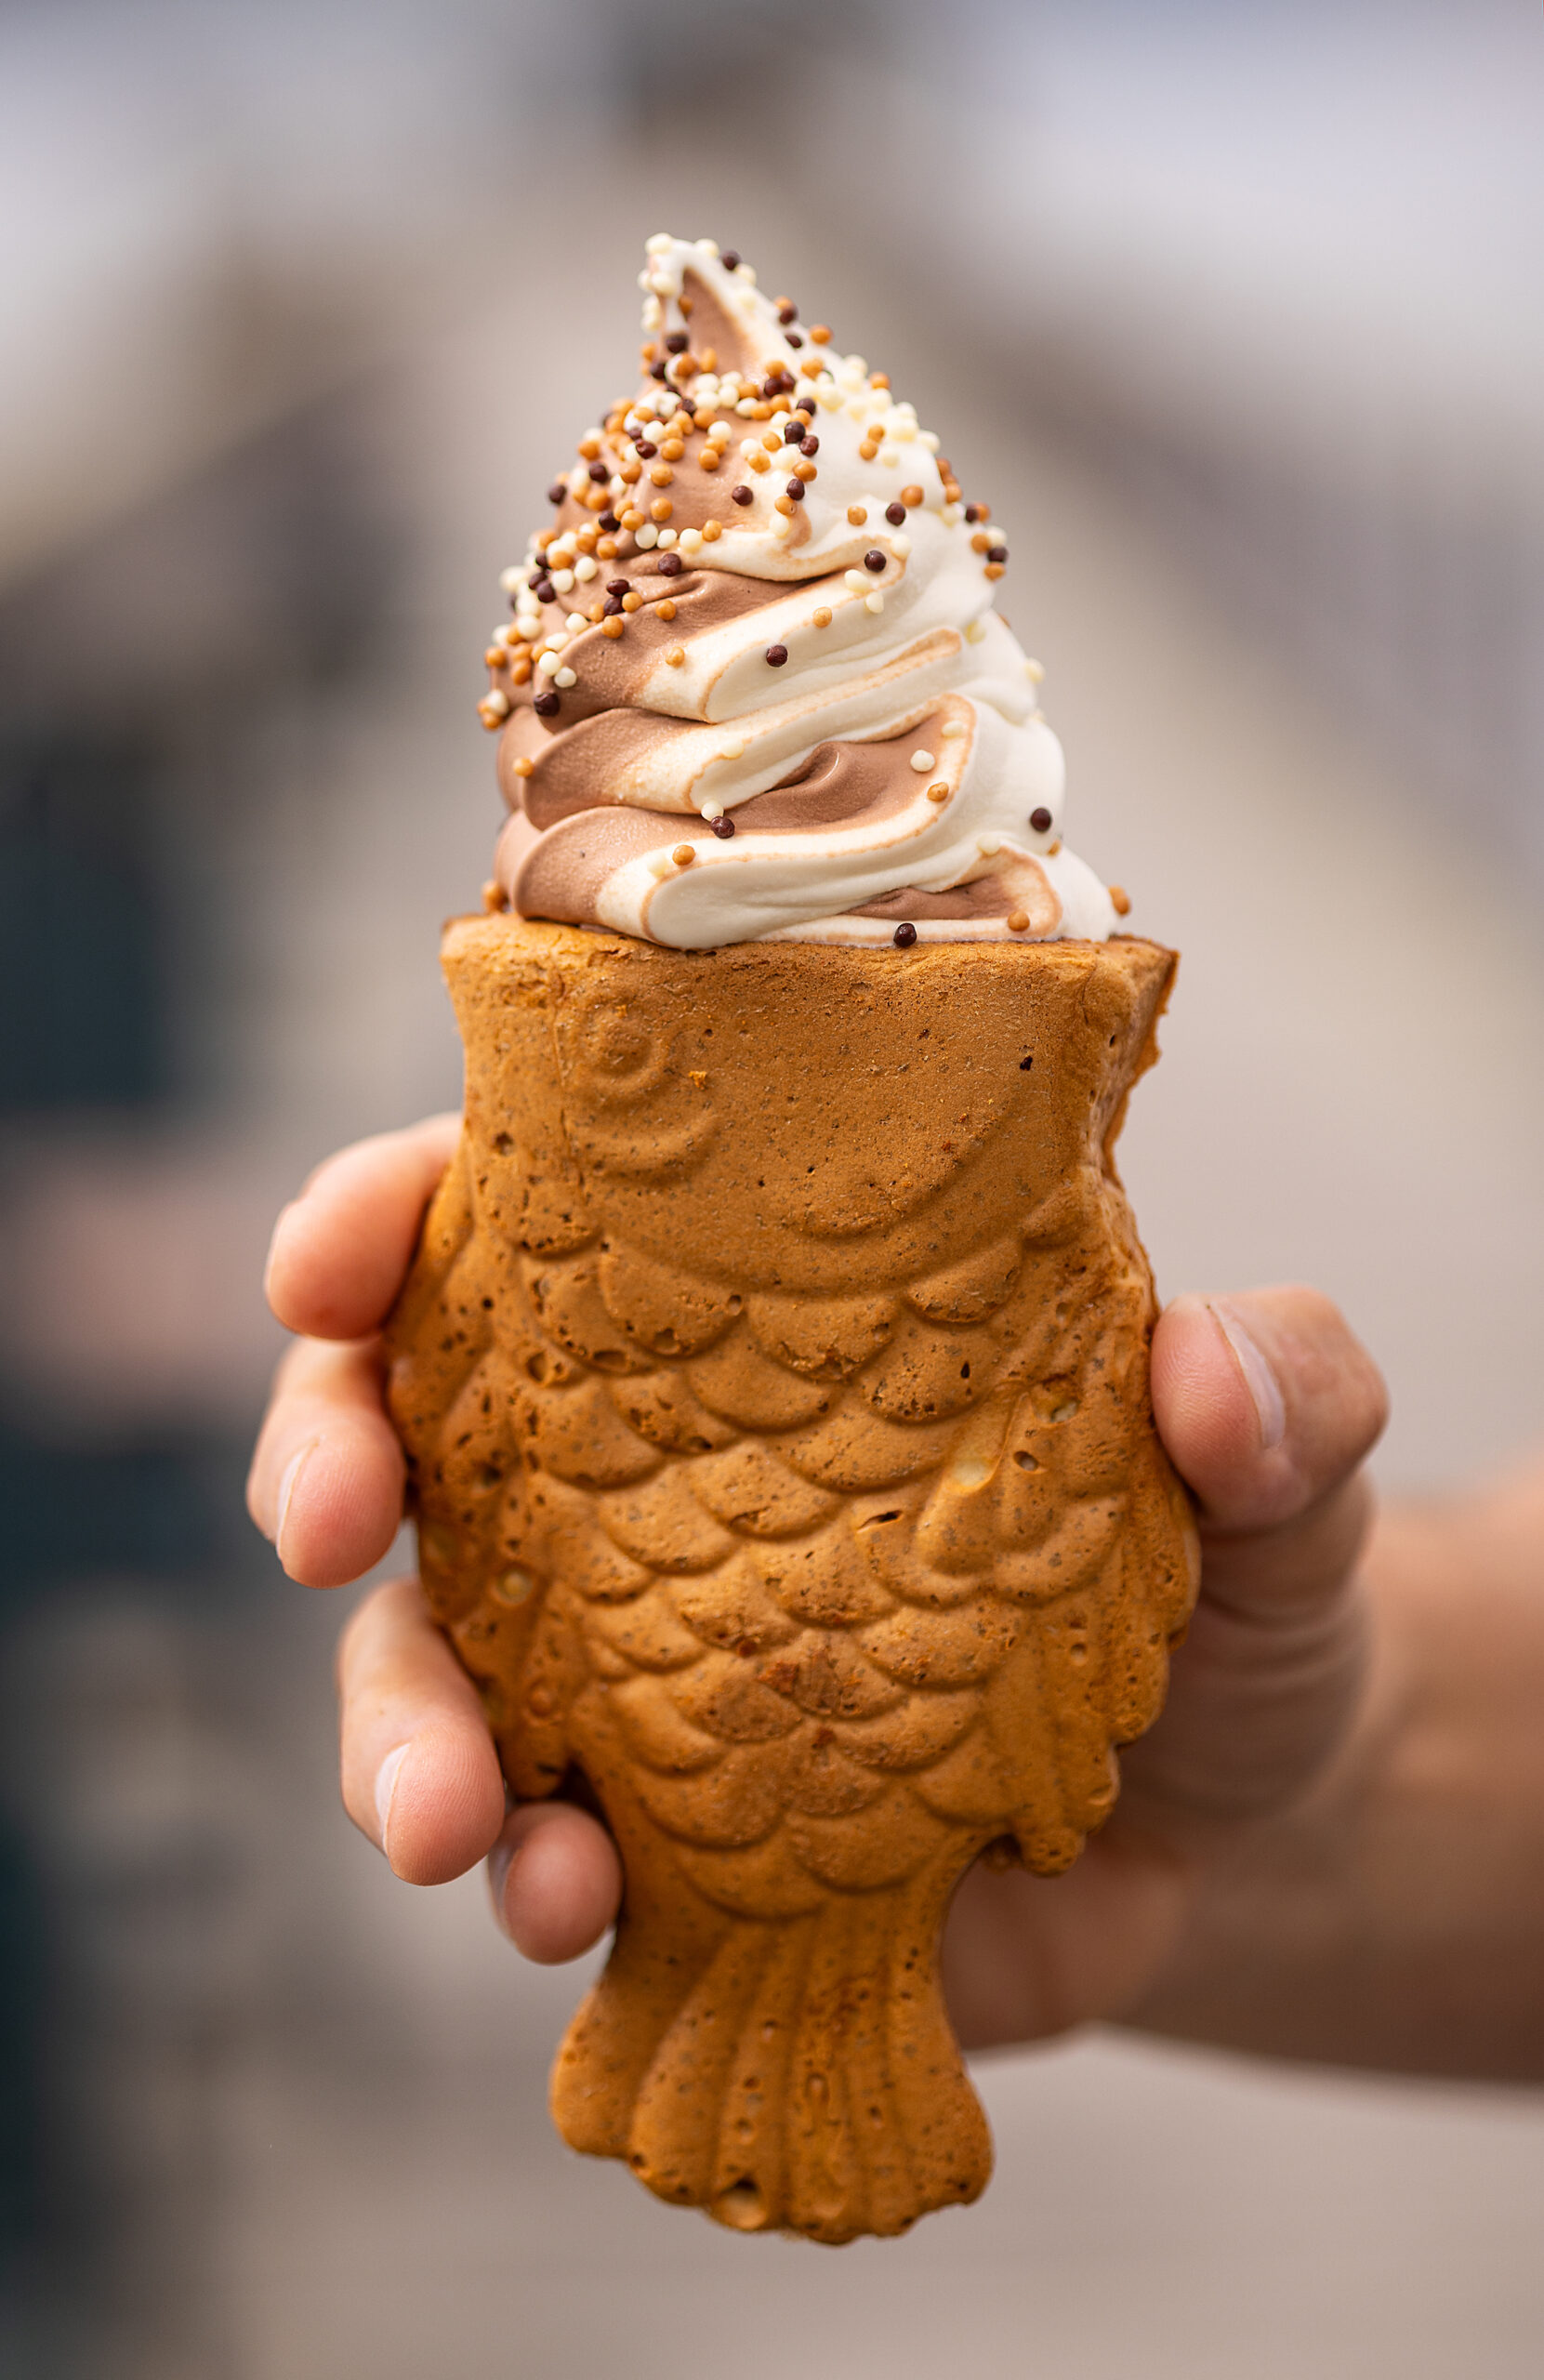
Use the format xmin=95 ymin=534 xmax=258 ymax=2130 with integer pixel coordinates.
xmin=536 ymin=651 xmax=561 ymax=677
xmin=679 ymin=528 xmax=704 ymax=555
xmin=480 ymin=688 xmax=510 ymax=721
xmin=646 ymin=231 xmax=674 ymax=253
xmin=498 ymin=566 xmax=523 ymax=593
xmin=977 ymin=836 xmax=1002 ymax=856
xmin=694 ymin=236 xmax=719 ymax=257
xmin=943 ymin=504 xmax=962 ymax=525
xmin=565 ymin=612 xmax=587 ymax=632
xmin=635 ymin=523 xmax=660 ymax=549
xmin=909 ymin=749 xmax=936 ymax=773
xmin=554 ymin=666 xmax=577 ymax=689
xmin=551 ymin=568 xmax=575 ymax=593
xmin=965 ymin=618 xmax=987 ymax=644
xmin=882 ymin=447 xmax=901 ymax=468
xmin=1024 ymin=657 xmax=1046 ymax=683
xmin=735 ymin=397 xmax=758 ymax=416
xmin=737 ymin=262 xmax=757 ymax=284
xmin=864 ymin=591 xmax=884 ymax=613
xmin=649 ymin=850 xmax=675 ymax=878
xmin=720 ymin=737 xmax=745 ymax=760
xmin=919 ymin=430 xmax=940 ymax=451
xmin=700 ymin=800 xmax=723 ymax=820
xmin=941 ymin=721 xmax=967 ymax=739
xmin=770 ymin=513 xmax=790 ymax=536
xmin=889 ymin=533 xmax=911 ymax=558
xmin=844 ymin=568 xmax=869 ymax=592
xmin=658 ymin=527 xmax=679 ymax=548
xmin=648 ymin=271 xmax=673 ymax=296
xmin=574 ymin=555 xmax=599 ymax=582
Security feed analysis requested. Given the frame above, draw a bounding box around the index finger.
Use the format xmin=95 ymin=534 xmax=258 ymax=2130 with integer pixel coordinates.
xmin=265 ymin=1114 xmax=461 ymax=1340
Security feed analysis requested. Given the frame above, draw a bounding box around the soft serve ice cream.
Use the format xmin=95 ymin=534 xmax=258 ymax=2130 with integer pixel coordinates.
xmin=480 ymin=235 xmax=1126 ymax=949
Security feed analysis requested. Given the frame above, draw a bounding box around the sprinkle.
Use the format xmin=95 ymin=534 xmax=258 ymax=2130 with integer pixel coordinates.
xmin=720 ymin=249 xmax=741 ymax=271
xmin=649 ymin=464 xmax=673 ymax=487
xmin=864 ymin=592 xmax=884 ymax=613
xmin=765 ymin=643 xmax=788 ymax=667
xmin=785 ymin=478 xmax=806 ymax=501
xmin=636 ymin=523 xmax=661 ymax=548
xmin=1023 ymin=657 xmax=1045 ymax=683
xmin=864 ymin=549 xmax=886 ymax=573
xmin=536 ymin=650 xmax=561 ymax=676
xmin=548 ymin=481 xmax=566 ymax=505
xmin=565 ymin=612 xmax=587 ymax=631
xmin=902 ymin=484 xmax=925 ymax=508
xmin=941 ymin=721 xmax=966 ymax=738
xmin=699 ymin=449 xmax=721 ymax=470
xmin=1007 ymin=910 xmax=1030 ymax=933
xmin=601 ymin=617 xmax=625 ymax=639
xmin=606 ymin=576 xmax=629 ymax=595
xmin=858 ymin=441 xmax=878 ymax=462
xmin=679 ymin=528 xmax=704 ymax=554
xmin=655 ymin=601 xmax=677 ymax=623
xmin=732 ymin=484 xmax=754 ymax=507
xmin=774 ymin=496 xmax=794 ymax=516
xmin=554 ymin=666 xmax=576 ymax=688
xmin=656 ymin=552 xmax=683 ymax=576
xmin=673 ymin=843 xmax=695 ymax=866
xmin=534 ymin=691 xmax=561 ymax=717
xmin=700 ymin=800 xmax=723 ymax=819
xmin=720 ymin=737 xmax=746 ymax=759
xmin=1110 ymin=886 xmax=1132 ymax=917
xmin=650 ymin=499 xmax=673 ymax=522
xmin=551 ymin=568 xmax=575 ymax=592
xmin=984 ymin=562 xmax=1006 ymax=580
xmin=783 ymin=418 xmax=805 ymax=443
xmin=987 ymin=544 xmax=1008 ymax=563
xmin=812 ymin=606 xmax=832 ymax=628
xmin=870 ymin=372 xmax=890 ymax=390
xmin=777 ymin=299 xmax=798 ymax=324
xmin=810 ymin=324 xmax=831 ymax=343
xmin=511 ymin=756 xmax=534 ymax=778
xmin=771 ymin=513 xmax=790 ymax=536
xmin=658 ymin=526 xmax=678 ymax=548
xmin=710 ymin=814 xmax=736 ymax=839
xmin=965 ymin=503 xmax=987 ymax=523
xmin=801 ymin=435 xmax=820 ymax=456
xmin=483 ymin=643 xmax=505 ymax=668
xmin=910 ymin=749 xmax=935 ymax=772
xmin=666 ymin=644 xmax=686 ymax=666
xmin=926 ymin=781 xmax=949 ymax=802
xmin=890 ymin=533 xmax=911 ymax=557
xmin=1030 ymin=806 xmax=1052 ymax=833
xmin=965 ymin=619 xmax=986 ymax=644
xmin=478 ymin=691 xmax=510 ymax=728
xmin=885 ymin=502 xmax=906 ymax=525
xmin=620 ymin=508 xmax=645 ymax=531
xmin=621 ymin=591 xmax=642 ymax=612
xmin=748 ymin=450 xmax=771 ymax=472
xmin=701 ymin=520 xmax=723 ymax=541
xmin=845 ymin=569 xmax=868 ymax=591
xmin=574 ymin=555 xmax=599 ymax=582
xmin=892 ymin=922 xmax=917 ymax=948
xmin=847 ymin=504 xmax=867 ymax=526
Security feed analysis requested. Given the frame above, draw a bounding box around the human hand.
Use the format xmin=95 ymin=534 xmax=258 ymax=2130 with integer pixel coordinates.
xmin=248 ymin=1120 xmax=1386 ymax=2023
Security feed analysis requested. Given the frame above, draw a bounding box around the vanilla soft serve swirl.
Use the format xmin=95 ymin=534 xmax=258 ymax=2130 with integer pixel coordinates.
xmin=482 ymin=235 xmax=1121 ymax=949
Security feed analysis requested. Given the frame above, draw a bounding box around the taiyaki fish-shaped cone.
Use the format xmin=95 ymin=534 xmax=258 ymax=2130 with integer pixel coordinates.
xmin=386 ymin=915 xmax=1197 ymax=2243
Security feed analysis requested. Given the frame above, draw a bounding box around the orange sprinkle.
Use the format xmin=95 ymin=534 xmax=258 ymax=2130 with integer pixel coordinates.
xmin=810 ymin=324 xmax=831 ymax=343
xmin=483 ymin=643 xmax=505 ymax=668
xmin=672 ymin=844 xmax=695 ymax=866
xmin=700 ymin=449 xmax=722 ymax=470
xmin=511 ymin=756 xmax=534 ymax=777
xmin=482 ymin=879 xmax=508 ymax=912
xmin=774 ymin=495 xmax=794 ymax=516
xmin=600 ymin=616 xmax=625 ymax=640
xmin=701 ymin=520 xmax=722 ymax=542
xmin=621 ymin=507 xmax=644 ymax=530
xmin=650 ymin=497 xmax=673 ymax=522
xmin=660 ymin=438 xmax=684 ymax=460
xmin=970 ymin=532 xmax=992 ymax=553
xmin=621 ymin=590 xmax=642 ymax=612
xmin=649 ymin=464 xmax=673 ymax=487
xmin=870 ymin=372 xmax=890 ymax=389
xmin=847 ymin=504 xmax=867 ymax=526
xmin=654 ymin=599 xmax=677 ymax=620
xmin=1109 ymin=885 xmax=1131 ymax=917
xmin=509 ymin=658 xmax=532 ymax=683
xmin=619 ymin=460 xmax=642 ymax=483
xmin=794 ymin=459 xmax=816 ymax=483
xmin=926 ymin=782 xmax=949 ymax=802
xmin=812 ymin=606 xmax=832 ymax=628
xmin=665 ymin=644 xmax=686 ymax=666
xmin=596 ymin=536 xmax=618 ymax=559
xmin=984 ymin=562 xmax=1006 ymax=580
xmin=859 ymin=441 xmax=878 ymax=462
xmin=577 ymin=434 xmax=601 ymax=459
xmin=1007 ymin=909 xmax=1030 ymax=932
xmin=748 ymin=450 xmax=771 ymax=472
xmin=901 ymin=483 xmax=924 ymax=507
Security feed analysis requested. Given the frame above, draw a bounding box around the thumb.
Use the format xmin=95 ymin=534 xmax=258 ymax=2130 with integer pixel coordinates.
xmin=1124 ymin=1288 xmax=1387 ymax=1821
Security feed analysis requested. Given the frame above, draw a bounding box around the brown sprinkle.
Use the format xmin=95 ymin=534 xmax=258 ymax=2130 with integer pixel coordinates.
xmin=673 ymin=844 xmax=696 ymax=866
xmin=1109 ymin=885 xmax=1131 ymax=917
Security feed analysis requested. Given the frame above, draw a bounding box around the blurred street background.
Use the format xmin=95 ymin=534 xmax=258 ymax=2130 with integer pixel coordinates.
xmin=1 ymin=3 xmax=1541 ymax=2373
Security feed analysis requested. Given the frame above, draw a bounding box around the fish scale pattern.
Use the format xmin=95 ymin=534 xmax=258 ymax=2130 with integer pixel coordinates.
xmin=386 ymin=915 xmax=1195 ymax=2243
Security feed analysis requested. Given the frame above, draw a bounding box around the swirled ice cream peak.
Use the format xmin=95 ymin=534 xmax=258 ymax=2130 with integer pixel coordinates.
xmin=480 ymin=235 xmax=1128 ymax=949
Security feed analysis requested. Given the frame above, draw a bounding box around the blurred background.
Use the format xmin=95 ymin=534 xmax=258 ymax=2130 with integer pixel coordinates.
xmin=1 ymin=1 xmax=1540 ymax=2373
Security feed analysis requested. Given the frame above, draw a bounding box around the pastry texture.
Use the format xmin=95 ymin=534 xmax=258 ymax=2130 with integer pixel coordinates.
xmin=387 ymin=915 xmax=1195 ymax=2242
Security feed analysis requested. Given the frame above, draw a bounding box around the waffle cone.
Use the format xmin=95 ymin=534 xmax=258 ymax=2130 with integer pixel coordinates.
xmin=387 ymin=914 xmax=1195 ymax=2242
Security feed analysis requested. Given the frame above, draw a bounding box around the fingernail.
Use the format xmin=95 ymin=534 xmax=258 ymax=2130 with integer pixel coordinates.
xmin=1209 ymin=1300 xmax=1287 ymax=1453
xmin=487 ymin=1837 xmax=515 ymax=1927
xmin=375 ymin=1743 xmax=410 ymax=1862
xmin=261 ymin=1201 xmax=297 ymax=1305
xmin=273 ymin=1440 xmax=318 ymax=1563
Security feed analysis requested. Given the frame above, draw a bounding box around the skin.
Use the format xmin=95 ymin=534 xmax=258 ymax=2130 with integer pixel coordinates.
xmin=248 ymin=1117 xmax=1544 ymax=2077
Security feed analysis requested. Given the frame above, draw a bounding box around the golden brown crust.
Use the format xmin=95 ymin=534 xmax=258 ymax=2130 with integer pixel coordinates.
xmin=386 ymin=917 xmax=1195 ymax=2242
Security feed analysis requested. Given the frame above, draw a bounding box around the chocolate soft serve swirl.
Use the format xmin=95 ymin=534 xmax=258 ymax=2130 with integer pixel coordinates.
xmin=482 ymin=234 xmax=1124 ymax=949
